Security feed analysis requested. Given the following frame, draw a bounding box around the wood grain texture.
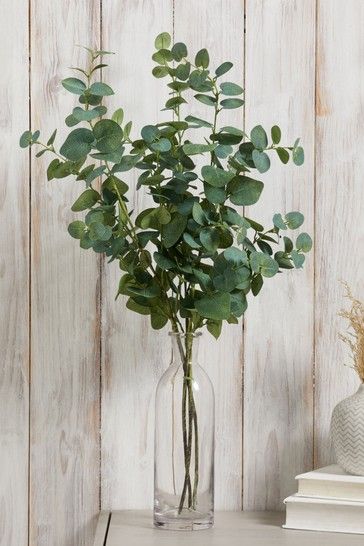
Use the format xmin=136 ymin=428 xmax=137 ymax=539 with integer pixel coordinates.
xmin=314 ymin=0 xmax=364 ymax=467
xmin=243 ymin=0 xmax=315 ymax=510
xmin=101 ymin=0 xmax=174 ymax=510
xmin=173 ymin=0 xmax=245 ymax=510
xmin=0 ymin=2 xmax=29 ymax=545
xmin=30 ymin=1 xmax=101 ymax=544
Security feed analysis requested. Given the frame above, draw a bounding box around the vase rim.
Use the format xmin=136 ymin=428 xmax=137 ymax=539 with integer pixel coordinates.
xmin=168 ymin=331 xmax=202 ymax=338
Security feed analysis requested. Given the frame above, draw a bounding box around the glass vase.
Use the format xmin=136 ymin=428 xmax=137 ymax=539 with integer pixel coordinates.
xmin=154 ymin=332 xmax=215 ymax=530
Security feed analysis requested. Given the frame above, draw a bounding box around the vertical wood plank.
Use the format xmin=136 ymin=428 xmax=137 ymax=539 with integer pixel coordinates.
xmin=0 ymin=2 xmax=29 ymax=545
xmin=244 ymin=0 xmax=315 ymax=509
xmin=173 ymin=0 xmax=245 ymax=510
xmin=315 ymin=0 xmax=364 ymax=467
xmin=30 ymin=2 xmax=101 ymax=544
xmin=101 ymin=0 xmax=173 ymax=509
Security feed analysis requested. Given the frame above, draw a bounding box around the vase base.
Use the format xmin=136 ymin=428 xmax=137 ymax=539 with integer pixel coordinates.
xmin=154 ymin=508 xmax=213 ymax=531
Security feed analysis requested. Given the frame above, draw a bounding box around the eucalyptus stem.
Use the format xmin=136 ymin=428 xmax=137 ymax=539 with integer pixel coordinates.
xmin=177 ymin=325 xmax=200 ymax=514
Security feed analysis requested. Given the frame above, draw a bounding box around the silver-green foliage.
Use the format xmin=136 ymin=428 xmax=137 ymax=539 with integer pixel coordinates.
xmin=20 ymin=36 xmax=312 ymax=338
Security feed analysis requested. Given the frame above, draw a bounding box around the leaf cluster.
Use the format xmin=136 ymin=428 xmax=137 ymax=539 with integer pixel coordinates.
xmin=20 ymin=34 xmax=312 ymax=338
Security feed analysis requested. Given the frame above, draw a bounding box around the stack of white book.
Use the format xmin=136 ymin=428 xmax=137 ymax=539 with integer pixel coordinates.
xmin=284 ymin=464 xmax=364 ymax=534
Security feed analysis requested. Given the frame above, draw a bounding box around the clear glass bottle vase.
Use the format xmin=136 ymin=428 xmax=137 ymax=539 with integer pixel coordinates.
xmin=154 ymin=332 xmax=214 ymax=530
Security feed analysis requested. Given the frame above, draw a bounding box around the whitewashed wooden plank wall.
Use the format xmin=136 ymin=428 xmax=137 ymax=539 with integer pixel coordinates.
xmin=0 ymin=1 xmax=363 ymax=545
xmin=30 ymin=2 xmax=101 ymax=545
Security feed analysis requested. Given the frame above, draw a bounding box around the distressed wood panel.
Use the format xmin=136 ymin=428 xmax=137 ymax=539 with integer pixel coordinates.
xmin=173 ymin=0 xmax=245 ymax=510
xmin=30 ymin=1 xmax=101 ymax=544
xmin=0 ymin=2 xmax=29 ymax=545
xmin=101 ymin=0 xmax=173 ymax=510
xmin=314 ymin=0 xmax=364 ymax=467
xmin=243 ymin=0 xmax=315 ymax=509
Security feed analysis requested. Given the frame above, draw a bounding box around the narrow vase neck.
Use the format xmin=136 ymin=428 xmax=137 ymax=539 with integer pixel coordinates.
xmin=170 ymin=332 xmax=201 ymax=367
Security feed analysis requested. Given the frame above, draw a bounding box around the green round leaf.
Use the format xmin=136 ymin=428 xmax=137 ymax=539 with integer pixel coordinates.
xmin=152 ymin=49 xmax=174 ymax=64
xmin=183 ymin=143 xmax=216 ymax=155
xmin=220 ymin=98 xmax=244 ymax=109
xmin=276 ymin=147 xmax=289 ymax=164
xmin=293 ymin=146 xmax=304 ymax=166
xmin=151 ymin=312 xmax=168 ymax=330
xmin=67 ymin=220 xmax=85 ymax=239
xmin=200 ymin=227 xmax=220 ymax=252
xmin=215 ymin=62 xmax=233 ymax=77
xmin=291 ymin=250 xmax=305 ymax=268
xmin=195 ymin=48 xmax=209 ymax=68
xmin=62 ymin=77 xmax=86 ymax=95
xmin=250 ymin=125 xmax=268 ymax=150
xmin=162 ymin=213 xmax=187 ymax=248
xmin=150 ymin=138 xmax=171 ymax=152
xmin=153 ymin=252 xmax=175 ymax=270
xmin=271 ymin=125 xmax=281 ymax=144
xmin=71 ymin=188 xmax=99 ymax=212
xmin=183 ymin=233 xmax=201 ymax=249
xmin=171 ymin=42 xmax=188 ymax=61
xmin=152 ymin=65 xmax=169 ymax=78
xmin=296 ymin=232 xmax=312 ymax=253
xmin=201 ymin=165 xmax=234 ymax=188
xmin=194 ymin=93 xmax=216 ymax=106
xmin=220 ymin=82 xmax=243 ymax=96
xmin=223 ymin=247 xmax=248 ymax=265
xmin=283 ymin=236 xmax=293 ymax=252
xmin=185 ymin=115 xmax=213 ymax=128
xmin=155 ymin=32 xmax=171 ymax=50
xmin=252 ymin=150 xmax=271 ymax=173
xmin=192 ymin=202 xmax=207 ymax=225
xmin=230 ymin=292 xmax=247 ymax=317
xmin=175 ymin=62 xmax=191 ymax=81
xmin=72 ymin=106 xmax=106 ymax=122
xmin=89 ymin=82 xmax=114 ymax=96
xmin=272 ymin=213 xmax=287 ymax=230
xmin=59 ymin=128 xmax=94 ymax=161
xmin=204 ymin=183 xmax=226 ymax=204
xmin=89 ymin=222 xmax=112 ymax=241
xmin=228 ymin=176 xmax=264 ymax=206
xmin=141 ymin=125 xmax=160 ymax=143
xmin=251 ymin=274 xmax=263 ymax=296
xmin=93 ymin=119 xmax=123 ymax=153
xmin=19 ymin=130 xmax=33 ymax=148
xmin=285 ymin=211 xmax=304 ymax=229
xmin=195 ymin=293 xmax=231 ymax=321
xmin=111 ymin=108 xmax=124 ymax=125
xmin=250 ymin=252 xmax=279 ymax=278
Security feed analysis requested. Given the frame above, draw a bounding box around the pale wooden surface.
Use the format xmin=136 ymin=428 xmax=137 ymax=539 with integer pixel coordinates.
xmin=29 ymin=1 xmax=101 ymax=545
xmin=101 ymin=0 xmax=173 ymax=510
xmin=243 ymin=0 xmax=316 ymax=510
xmin=0 ymin=2 xmax=29 ymax=546
xmin=173 ymin=0 xmax=245 ymax=511
xmin=1 ymin=2 xmax=364 ymax=545
xmin=314 ymin=0 xmax=364 ymax=468
xmin=97 ymin=511 xmax=364 ymax=545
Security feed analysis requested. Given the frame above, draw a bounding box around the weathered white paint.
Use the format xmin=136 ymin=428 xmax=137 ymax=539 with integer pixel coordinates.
xmin=0 ymin=1 xmax=363 ymax=544
xmin=101 ymin=0 xmax=173 ymax=510
xmin=243 ymin=0 xmax=316 ymax=509
xmin=314 ymin=0 xmax=364 ymax=467
xmin=29 ymin=1 xmax=101 ymax=545
xmin=0 ymin=2 xmax=29 ymax=546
